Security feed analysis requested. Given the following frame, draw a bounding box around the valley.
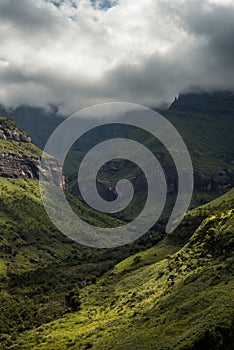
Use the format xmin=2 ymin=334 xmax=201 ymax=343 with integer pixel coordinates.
xmin=0 ymin=91 xmax=233 ymax=349
xmin=2 ymin=189 xmax=234 ymax=349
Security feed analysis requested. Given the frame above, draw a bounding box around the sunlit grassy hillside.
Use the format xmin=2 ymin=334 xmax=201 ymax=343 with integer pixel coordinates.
xmin=0 ymin=177 xmax=128 ymax=341
xmin=6 ymin=189 xmax=234 ymax=350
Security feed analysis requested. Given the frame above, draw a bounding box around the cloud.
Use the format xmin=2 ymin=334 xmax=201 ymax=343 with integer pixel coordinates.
xmin=0 ymin=0 xmax=233 ymax=115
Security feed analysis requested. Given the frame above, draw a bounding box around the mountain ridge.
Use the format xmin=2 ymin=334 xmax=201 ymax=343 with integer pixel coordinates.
xmin=0 ymin=96 xmax=233 ymax=349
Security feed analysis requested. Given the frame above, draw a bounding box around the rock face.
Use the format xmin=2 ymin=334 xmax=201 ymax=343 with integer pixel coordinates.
xmin=0 ymin=151 xmax=66 ymax=188
xmin=0 ymin=116 xmax=66 ymax=189
xmin=130 ymin=168 xmax=233 ymax=194
xmin=0 ymin=152 xmax=38 ymax=179
xmin=194 ymin=169 xmax=233 ymax=192
xmin=39 ymin=158 xmax=67 ymax=189
xmin=0 ymin=119 xmax=31 ymax=142
xmin=72 ymin=167 xmax=233 ymax=204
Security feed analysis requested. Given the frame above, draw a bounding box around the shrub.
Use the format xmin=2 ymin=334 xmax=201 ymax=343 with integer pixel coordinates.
xmin=65 ymin=288 xmax=81 ymax=312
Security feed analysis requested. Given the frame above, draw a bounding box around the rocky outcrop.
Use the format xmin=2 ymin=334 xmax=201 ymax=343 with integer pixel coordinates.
xmin=39 ymin=158 xmax=67 ymax=189
xmin=0 ymin=150 xmax=66 ymax=188
xmin=170 ymin=91 xmax=234 ymax=115
xmin=130 ymin=168 xmax=232 ymax=194
xmin=0 ymin=129 xmax=31 ymax=142
xmin=194 ymin=169 xmax=233 ymax=192
xmin=72 ymin=167 xmax=233 ymax=203
xmin=0 ymin=119 xmax=31 ymax=142
xmin=0 ymin=152 xmax=38 ymax=179
xmin=0 ymin=116 xmax=66 ymax=189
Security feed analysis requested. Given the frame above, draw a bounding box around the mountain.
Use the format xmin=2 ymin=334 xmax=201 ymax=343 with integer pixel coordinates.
xmin=0 ymin=116 xmax=67 ymax=189
xmin=1 ymin=91 xmax=233 ymax=227
xmin=4 ymin=189 xmax=233 ymax=350
xmin=65 ymin=91 xmax=234 ymax=222
xmin=0 ymin=105 xmax=64 ymax=149
xmin=167 ymin=91 xmax=234 ymax=174
xmin=0 ymin=117 xmax=145 ymax=343
xmin=0 ymin=93 xmax=233 ymax=349
xmin=170 ymin=91 xmax=234 ymax=116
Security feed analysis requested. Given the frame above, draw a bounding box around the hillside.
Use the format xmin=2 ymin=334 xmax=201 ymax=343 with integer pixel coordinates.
xmin=4 ymin=189 xmax=234 ymax=350
xmin=0 ymin=106 xmax=64 ymax=150
xmin=0 ymin=116 xmax=41 ymax=158
xmin=166 ymin=91 xmax=234 ymax=174
xmin=0 ymin=116 xmax=168 ymax=345
xmin=61 ymin=92 xmax=234 ymax=222
xmin=0 ymin=99 xmax=233 ymax=349
xmin=0 ymin=118 xmax=140 ymax=342
xmin=1 ymin=94 xmax=233 ymax=223
xmin=1 ymin=91 xmax=233 ymax=182
xmin=0 ymin=176 xmax=131 ymax=338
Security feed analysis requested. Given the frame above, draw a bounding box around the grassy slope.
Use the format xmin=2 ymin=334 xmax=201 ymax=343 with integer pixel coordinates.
xmin=65 ymin=103 xmax=234 ymax=224
xmin=7 ymin=189 xmax=234 ymax=350
xmin=165 ymin=92 xmax=234 ymax=174
xmin=0 ymin=178 xmax=127 ymax=338
xmin=163 ymin=109 xmax=234 ymax=174
xmin=65 ymin=94 xmax=234 ymax=178
xmin=0 ymin=178 xmax=123 ymax=274
xmin=123 ymin=107 xmax=234 ymax=176
xmin=0 ymin=177 xmax=162 ymax=341
xmin=0 ymin=117 xmax=42 ymax=157
xmin=0 ymin=117 xmax=163 ymax=342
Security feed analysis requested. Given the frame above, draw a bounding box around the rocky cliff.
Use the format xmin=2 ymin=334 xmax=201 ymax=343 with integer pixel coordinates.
xmin=0 ymin=116 xmax=66 ymax=188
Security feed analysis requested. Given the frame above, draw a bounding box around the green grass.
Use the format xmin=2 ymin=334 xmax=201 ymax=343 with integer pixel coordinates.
xmin=0 ymin=116 xmax=42 ymax=157
xmin=0 ymin=111 xmax=233 ymax=349
xmin=165 ymin=110 xmax=234 ymax=170
xmin=0 ymin=177 xmax=129 ymax=338
xmin=65 ymin=106 xmax=234 ymax=224
xmin=4 ymin=189 xmax=234 ymax=350
xmin=0 ymin=176 xmax=164 ymax=340
xmin=112 ymin=240 xmax=180 ymax=274
xmin=0 ymin=260 xmax=7 ymax=277
xmin=0 ymin=139 xmax=42 ymax=157
xmin=0 ymin=176 xmax=129 ymax=276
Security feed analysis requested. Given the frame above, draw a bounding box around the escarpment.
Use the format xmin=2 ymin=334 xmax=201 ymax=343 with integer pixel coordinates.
xmin=0 ymin=116 xmax=66 ymax=189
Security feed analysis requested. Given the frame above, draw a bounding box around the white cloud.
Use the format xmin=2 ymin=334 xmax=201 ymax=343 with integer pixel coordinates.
xmin=0 ymin=0 xmax=233 ymax=115
xmin=208 ymin=0 xmax=234 ymax=6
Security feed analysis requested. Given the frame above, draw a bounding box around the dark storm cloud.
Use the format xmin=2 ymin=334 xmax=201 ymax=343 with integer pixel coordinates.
xmin=0 ymin=0 xmax=233 ymax=114
xmin=177 ymin=0 xmax=234 ymax=68
xmin=0 ymin=0 xmax=61 ymax=33
xmin=97 ymin=0 xmax=234 ymax=107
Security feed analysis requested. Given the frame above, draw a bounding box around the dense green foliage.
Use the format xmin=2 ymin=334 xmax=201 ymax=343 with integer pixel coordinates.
xmin=1 ymin=189 xmax=233 ymax=349
xmin=0 ymin=177 xmax=163 ymax=342
xmin=0 ymin=94 xmax=234 ymax=349
xmin=0 ymin=178 xmax=111 ymax=337
xmin=63 ymin=95 xmax=234 ymax=223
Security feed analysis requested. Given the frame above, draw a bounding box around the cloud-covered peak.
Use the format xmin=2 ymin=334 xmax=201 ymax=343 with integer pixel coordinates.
xmin=0 ymin=0 xmax=233 ymax=115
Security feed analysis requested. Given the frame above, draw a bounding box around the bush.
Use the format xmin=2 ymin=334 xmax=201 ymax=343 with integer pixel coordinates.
xmin=132 ymin=255 xmax=142 ymax=265
xmin=65 ymin=288 xmax=81 ymax=312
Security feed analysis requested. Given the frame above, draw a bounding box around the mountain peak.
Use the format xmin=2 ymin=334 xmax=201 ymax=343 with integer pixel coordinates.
xmin=170 ymin=91 xmax=234 ymax=116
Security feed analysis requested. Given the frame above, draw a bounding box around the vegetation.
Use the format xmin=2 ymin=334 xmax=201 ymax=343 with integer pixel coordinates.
xmin=0 ymin=93 xmax=234 ymax=349
xmin=0 ymin=116 xmax=42 ymax=157
xmin=63 ymin=97 xmax=234 ymax=223
xmin=0 ymin=177 xmax=164 ymax=341
xmin=1 ymin=188 xmax=233 ymax=349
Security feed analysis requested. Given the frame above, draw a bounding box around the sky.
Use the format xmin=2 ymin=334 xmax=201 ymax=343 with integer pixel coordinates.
xmin=0 ymin=0 xmax=234 ymax=115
